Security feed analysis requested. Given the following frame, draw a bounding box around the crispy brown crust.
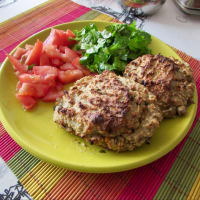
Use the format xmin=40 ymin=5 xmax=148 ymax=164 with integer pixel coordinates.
xmin=54 ymin=71 xmax=162 ymax=151
xmin=124 ymin=54 xmax=195 ymax=118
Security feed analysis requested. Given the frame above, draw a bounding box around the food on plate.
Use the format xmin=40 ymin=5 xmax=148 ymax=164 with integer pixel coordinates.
xmin=7 ymin=28 xmax=90 ymax=110
xmin=74 ymin=22 xmax=152 ymax=74
xmin=53 ymin=70 xmax=162 ymax=151
xmin=124 ymin=54 xmax=195 ymax=118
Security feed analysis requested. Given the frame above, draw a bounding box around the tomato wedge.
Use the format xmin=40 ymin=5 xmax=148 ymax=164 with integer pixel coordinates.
xmin=72 ymin=57 xmax=91 ymax=76
xmin=40 ymin=53 xmax=50 ymax=66
xmin=64 ymin=47 xmax=79 ymax=63
xmin=42 ymin=87 xmax=64 ymax=102
xmin=13 ymin=47 xmax=27 ymax=59
xmin=17 ymin=82 xmax=36 ymax=96
xmin=58 ymin=69 xmax=83 ymax=84
xmin=7 ymin=55 xmax=28 ymax=73
xmin=25 ymin=40 xmax=43 ymax=65
xmin=59 ymin=62 xmax=76 ymax=71
xmin=16 ymin=94 xmax=37 ymax=110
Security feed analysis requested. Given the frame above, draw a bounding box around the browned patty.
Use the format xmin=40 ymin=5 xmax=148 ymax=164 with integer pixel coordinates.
xmin=124 ymin=54 xmax=195 ymax=118
xmin=54 ymin=70 xmax=162 ymax=151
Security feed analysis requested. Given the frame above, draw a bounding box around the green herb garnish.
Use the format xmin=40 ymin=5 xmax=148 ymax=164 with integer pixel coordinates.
xmin=74 ymin=22 xmax=152 ymax=74
xmin=27 ymin=64 xmax=35 ymax=70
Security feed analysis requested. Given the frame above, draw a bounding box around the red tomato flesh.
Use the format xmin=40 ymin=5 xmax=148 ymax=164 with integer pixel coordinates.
xmin=25 ymin=39 xmax=43 ymax=65
xmin=7 ymin=55 xmax=28 ymax=73
xmin=16 ymin=94 xmax=37 ymax=110
xmin=13 ymin=47 xmax=27 ymax=59
xmin=42 ymin=87 xmax=64 ymax=102
xmin=40 ymin=53 xmax=50 ymax=66
xmin=59 ymin=62 xmax=76 ymax=71
xmin=58 ymin=69 xmax=83 ymax=84
xmin=72 ymin=57 xmax=91 ymax=76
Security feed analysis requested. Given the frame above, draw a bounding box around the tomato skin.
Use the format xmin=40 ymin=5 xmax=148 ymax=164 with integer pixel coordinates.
xmin=40 ymin=53 xmax=50 ymax=66
xmin=51 ymin=58 xmax=63 ymax=67
xmin=42 ymin=88 xmax=64 ymax=102
xmin=64 ymin=47 xmax=79 ymax=63
xmin=7 ymin=55 xmax=28 ymax=73
xmin=17 ymin=82 xmax=50 ymax=98
xmin=25 ymin=40 xmax=43 ymax=65
xmin=65 ymin=29 xmax=76 ymax=46
xmin=59 ymin=62 xmax=76 ymax=71
xmin=58 ymin=69 xmax=84 ymax=84
xmin=72 ymin=57 xmax=91 ymax=76
xmin=16 ymin=94 xmax=37 ymax=110
xmin=17 ymin=82 xmax=36 ymax=96
xmin=44 ymin=29 xmax=76 ymax=47
xmin=13 ymin=47 xmax=27 ymax=59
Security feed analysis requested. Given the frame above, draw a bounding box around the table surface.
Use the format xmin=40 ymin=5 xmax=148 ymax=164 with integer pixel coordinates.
xmin=0 ymin=0 xmax=200 ymax=200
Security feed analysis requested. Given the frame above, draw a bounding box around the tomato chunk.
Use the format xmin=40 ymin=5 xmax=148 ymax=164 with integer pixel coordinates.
xmin=25 ymin=40 xmax=43 ymax=65
xmin=72 ymin=57 xmax=91 ymax=76
xmin=64 ymin=47 xmax=79 ymax=63
xmin=42 ymin=88 xmax=64 ymax=102
xmin=7 ymin=55 xmax=28 ymax=73
xmin=58 ymin=69 xmax=83 ymax=84
xmin=16 ymin=94 xmax=37 ymax=110
xmin=40 ymin=53 xmax=50 ymax=66
xmin=59 ymin=62 xmax=76 ymax=71
xmin=66 ymin=29 xmax=76 ymax=46
xmin=51 ymin=58 xmax=63 ymax=67
xmin=33 ymin=65 xmax=57 ymax=76
xmin=17 ymin=82 xmax=36 ymax=96
xmin=13 ymin=47 xmax=27 ymax=59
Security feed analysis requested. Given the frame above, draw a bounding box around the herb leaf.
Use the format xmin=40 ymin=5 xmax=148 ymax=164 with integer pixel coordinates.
xmin=75 ymin=22 xmax=152 ymax=74
xmin=27 ymin=64 xmax=35 ymax=70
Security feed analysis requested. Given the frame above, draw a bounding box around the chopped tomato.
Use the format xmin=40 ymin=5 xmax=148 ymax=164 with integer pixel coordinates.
xmin=42 ymin=87 xmax=64 ymax=102
xmin=7 ymin=27 xmax=93 ymax=110
xmin=64 ymin=47 xmax=79 ymax=63
xmin=44 ymin=44 xmax=63 ymax=59
xmin=55 ymin=81 xmax=64 ymax=91
xmin=16 ymin=81 xmax=22 ymax=92
xmin=17 ymin=82 xmax=36 ymax=96
xmin=75 ymin=50 xmax=82 ymax=57
xmin=16 ymin=94 xmax=37 ymax=110
xmin=40 ymin=53 xmax=50 ymax=66
xmin=33 ymin=83 xmax=50 ymax=98
xmin=33 ymin=65 xmax=58 ymax=77
xmin=66 ymin=29 xmax=76 ymax=46
xmin=13 ymin=47 xmax=27 ymax=59
xmin=72 ymin=57 xmax=91 ymax=76
xmin=44 ymin=29 xmax=60 ymax=46
xmin=51 ymin=58 xmax=63 ymax=67
xmin=44 ymin=29 xmax=76 ymax=47
xmin=59 ymin=62 xmax=76 ymax=71
xmin=25 ymin=40 xmax=43 ymax=65
xmin=58 ymin=69 xmax=83 ymax=84
xmin=7 ymin=55 xmax=28 ymax=73
xmin=17 ymin=82 xmax=50 ymax=98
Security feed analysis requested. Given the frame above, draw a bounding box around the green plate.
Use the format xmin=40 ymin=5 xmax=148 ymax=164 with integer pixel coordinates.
xmin=0 ymin=21 xmax=197 ymax=173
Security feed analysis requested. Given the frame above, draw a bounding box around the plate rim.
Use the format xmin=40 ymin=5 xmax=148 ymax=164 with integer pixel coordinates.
xmin=0 ymin=20 xmax=198 ymax=173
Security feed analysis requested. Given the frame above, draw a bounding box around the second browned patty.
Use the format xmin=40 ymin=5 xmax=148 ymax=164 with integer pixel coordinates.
xmin=124 ymin=54 xmax=195 ymax=118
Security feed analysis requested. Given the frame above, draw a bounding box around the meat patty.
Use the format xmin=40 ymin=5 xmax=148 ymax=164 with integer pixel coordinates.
xmin=124 ymin=54 xmax=195 ymax=118
xmin=54 ymin=70 xmax=162 ymax=151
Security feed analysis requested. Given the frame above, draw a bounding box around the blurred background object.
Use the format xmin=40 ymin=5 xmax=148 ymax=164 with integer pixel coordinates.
xmin=0 ymin=0 xmax=17 ymax=8
xmin=122 ymin=0 xmax=166 ymax=15
xmin=174 ymin=0 xmax=200 ymax=15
